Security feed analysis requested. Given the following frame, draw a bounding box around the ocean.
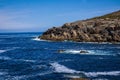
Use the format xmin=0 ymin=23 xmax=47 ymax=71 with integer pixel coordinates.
xmin=0 ymin=32 xmax=120 ymax=80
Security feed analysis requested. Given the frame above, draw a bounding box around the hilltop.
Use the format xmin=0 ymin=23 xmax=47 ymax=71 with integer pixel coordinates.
xmin=40 ymin=10 xmax=120 ymax=42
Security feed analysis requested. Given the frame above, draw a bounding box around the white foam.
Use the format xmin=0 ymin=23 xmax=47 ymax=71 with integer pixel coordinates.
xmin=50 ymin=62 xmax=79 ymax=73
xmin=19 ymin=59 xmax=36 ymax=63
xmin=32 ymin=37 xmax=41 ymax=41
xmin=64 ymin=50 xmax=80 ymax=54
xmin=0 ymin=50 xmax=7 ymax=53
xmin=64 ymin=75 xmax=81 ymax=78
xmin=84 ymin=71 xmax=120 ymax=77
xmin=51 ymin=62 xmax=120 ymax=78
xmin=32 ymin=37 xmax=47 ymax=41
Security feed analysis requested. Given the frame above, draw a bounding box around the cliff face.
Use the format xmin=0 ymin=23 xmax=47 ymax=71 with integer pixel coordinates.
xmin=40 ymin=10 xmax=120 ymax=42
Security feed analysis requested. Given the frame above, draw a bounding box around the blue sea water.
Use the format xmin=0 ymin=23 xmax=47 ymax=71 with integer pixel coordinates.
xmin=0 ymin=32 xmax=120 ymax=80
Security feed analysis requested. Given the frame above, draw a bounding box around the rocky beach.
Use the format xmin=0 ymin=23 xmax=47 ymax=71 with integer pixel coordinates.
xmin=40 ymin=10 xmax=120 ymax=42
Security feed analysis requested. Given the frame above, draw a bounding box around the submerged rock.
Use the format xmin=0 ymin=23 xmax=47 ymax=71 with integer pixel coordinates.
xmin=40 ymin=10 xmax=120 ymax=42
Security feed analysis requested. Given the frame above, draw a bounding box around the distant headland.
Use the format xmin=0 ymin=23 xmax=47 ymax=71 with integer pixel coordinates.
xmin=39 ymin=10 xmax=120 ymax=42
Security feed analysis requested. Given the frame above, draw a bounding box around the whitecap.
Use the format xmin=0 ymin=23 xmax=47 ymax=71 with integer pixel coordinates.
xmin=32 ymin=37 xmax=46 ymax=41
xmin=50 ymin=62 xmax=120 ymax=78
xmin=50 ymin=62 xmax=79 ymax=73
xmin=84 ymin=71 xmax=120 ymax=77
xmin=0 ymin=50 xmax=7 ymax=53
xmin=64 ymin=50 xmax=81 ymax=54
xmin=64 ymin=75 xmax=81 ymax=78
xmin=18 ymin=59 xmax=36 ymax=63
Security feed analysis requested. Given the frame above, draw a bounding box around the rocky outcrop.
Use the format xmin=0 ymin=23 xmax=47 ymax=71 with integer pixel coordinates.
xmin=40 ymin=10 xmax=120 ymax=42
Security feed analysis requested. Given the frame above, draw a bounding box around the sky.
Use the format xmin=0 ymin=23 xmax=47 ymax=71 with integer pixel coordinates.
xmin=0 ymin=0 xmax=120 ymax=32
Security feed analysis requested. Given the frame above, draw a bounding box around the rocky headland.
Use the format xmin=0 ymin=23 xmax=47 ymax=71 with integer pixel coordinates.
xmin=39 ymin=10 xmax=120 ymax=42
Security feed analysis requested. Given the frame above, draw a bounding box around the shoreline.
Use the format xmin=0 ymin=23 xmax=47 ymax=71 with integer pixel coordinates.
xmin=36 ymin=37 xmax=120 ymax=44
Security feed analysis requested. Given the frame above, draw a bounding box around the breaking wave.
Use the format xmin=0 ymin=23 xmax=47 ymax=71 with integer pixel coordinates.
xmin=0 ymin=50 xmax=7 ymax=53
xmin=50 ymin=62 xmax=120 ymax=78
xmin=50 ymin=62 xmax=79 ymax=73
xmin=85 ymin=71 xmax=120 ymax=77
xmin=32 ymin=37 xmax=46 ymax=41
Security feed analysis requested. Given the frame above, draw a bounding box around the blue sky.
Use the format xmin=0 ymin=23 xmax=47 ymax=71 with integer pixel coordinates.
xmin=0 ymin=0 xmax=120 ymax=32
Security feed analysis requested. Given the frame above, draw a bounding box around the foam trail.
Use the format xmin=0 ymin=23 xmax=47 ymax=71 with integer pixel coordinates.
xmin=50 ymin=62 xmax=79 ymax=73
xmin=64 ymin=50 xmax=80 ymax=54
xmin=61 ymin=49 xmax=92 ymax=55
xmin=84 ymin=71 xmax=120 ymax=77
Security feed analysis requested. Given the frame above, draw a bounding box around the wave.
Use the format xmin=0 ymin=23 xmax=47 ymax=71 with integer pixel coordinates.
xmin=18 ymin=59 xmax=36 ymax=63
xmin=0 ymin=56 xmax=11 ymax=60
xmin=0 ymin=50 xmax=7 ymax=53
xmin=0 ymin=69 xmax=8 ymax=76
xmin=50 ymin=62 xmax=120 ymax=78
xmin=0 ymin=47 xmax=19 ymax=54
xmin=63 ymin=50 xmax=81 ymax=54
xmin=0 ymin=71 xmax=8 ymax=76
xmin=84 ymin=71 xmax=120 ymax=77
xmin=58 ymin=49 xmax=112 ymax=56
xmin=32 ymin=37 xmax=47 ymax=41
xmin=50 ymin=62 xmax=79 ymax=73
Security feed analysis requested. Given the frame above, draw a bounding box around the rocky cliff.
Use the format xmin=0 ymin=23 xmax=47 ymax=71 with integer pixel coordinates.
xmin=39 ymin=10 xmax=120 ymax=42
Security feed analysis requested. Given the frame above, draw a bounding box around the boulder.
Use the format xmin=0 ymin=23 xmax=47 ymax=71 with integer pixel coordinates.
xmin=58 ymin=50 xmax=65 ymax=53
xmin=80 ymin=50 xmax=89 ymax=54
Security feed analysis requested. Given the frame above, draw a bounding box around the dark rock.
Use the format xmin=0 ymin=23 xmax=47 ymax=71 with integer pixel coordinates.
xmin=80 ymin=50 xmax=89 ymax=54
xmin=58 ymin=50 xmax=65 ymax=53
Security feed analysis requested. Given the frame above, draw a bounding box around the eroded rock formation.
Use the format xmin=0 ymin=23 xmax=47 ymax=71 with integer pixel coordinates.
xmin=40 ymin=10 xmax=120 ymax=42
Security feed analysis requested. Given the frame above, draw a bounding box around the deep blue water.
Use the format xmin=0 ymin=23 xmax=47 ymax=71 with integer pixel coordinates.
xmin=0 ymin=33 xmax=120 ymax=80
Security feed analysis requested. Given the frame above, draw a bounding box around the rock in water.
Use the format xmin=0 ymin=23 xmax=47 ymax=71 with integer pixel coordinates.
xmin=80 ymin=50 xmax=89 ymax=54
xmin=58 ymin=50 xmax=65 ymax=53
xmin=40 ymin=10 xmax=120 ymax=42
